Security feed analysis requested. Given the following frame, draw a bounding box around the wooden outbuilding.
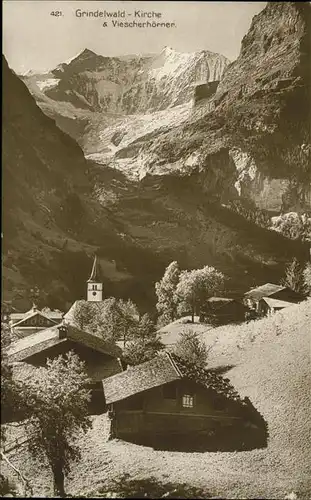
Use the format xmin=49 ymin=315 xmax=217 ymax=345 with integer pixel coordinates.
xmin=200 ymin=297 xmax=249 ymax=325
xmin=244 ymin=283 xmax=303 ymax=316
xmin=103 ymin=352 xmax=267 ymax=451
xmin=6 ymin=323 xmax=123 ymax=413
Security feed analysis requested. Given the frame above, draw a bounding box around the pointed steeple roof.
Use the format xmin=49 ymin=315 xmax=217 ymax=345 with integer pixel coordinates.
xmin=87 ymin=255 xmax=101 ymax=283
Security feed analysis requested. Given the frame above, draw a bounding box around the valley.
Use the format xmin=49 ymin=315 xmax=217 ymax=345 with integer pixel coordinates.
xmin=2 ymin=2 xmax=310 ymax=314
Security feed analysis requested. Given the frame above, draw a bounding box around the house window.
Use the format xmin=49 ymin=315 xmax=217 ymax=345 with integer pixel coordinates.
xmin=182 ymin=394 xmax=194 ymax=408
xmin=163 ymin=383 xmax=176 ymax=399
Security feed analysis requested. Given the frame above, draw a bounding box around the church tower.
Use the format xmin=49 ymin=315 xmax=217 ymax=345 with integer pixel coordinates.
xmin=87 ymin=255 xmax=103 ymax=302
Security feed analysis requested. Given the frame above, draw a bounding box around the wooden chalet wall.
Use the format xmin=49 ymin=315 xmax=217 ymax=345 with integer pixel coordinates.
xmin=112 ymin=378 xmax=243 ymax=440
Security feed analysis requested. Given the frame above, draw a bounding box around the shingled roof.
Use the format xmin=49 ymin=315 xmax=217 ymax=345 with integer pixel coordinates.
xmin=204 ymin=297 xmax=247 ymax=311
xmin=103 ymin=352 xmax=245 ymax=405
xmin=6 ymin=324 xmax=121 ymax=363
xmin=260 ymin=297 xmax=295 ymax=309
xmin=10 ymin=306 xmax=63 ymax=326
xmin=103 ymin=353 xmax=180 ymax=404
xmin=244 ymin=283 xmax=286 ymax=301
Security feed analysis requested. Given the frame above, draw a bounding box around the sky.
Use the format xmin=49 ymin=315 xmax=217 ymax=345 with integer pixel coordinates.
xmin=3 ymin=1 xmax=266 ymax=74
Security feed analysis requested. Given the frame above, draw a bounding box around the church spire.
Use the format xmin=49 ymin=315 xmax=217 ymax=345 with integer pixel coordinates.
xmin=86 ymin=255 xmax=103 ymax=301
xmin=88 ymin=255 xmax=99 ymax=282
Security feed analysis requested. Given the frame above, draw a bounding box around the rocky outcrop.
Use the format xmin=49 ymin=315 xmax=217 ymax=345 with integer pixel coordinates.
xmin=126 ymin=2 xmax=311 ymax=216
xmin=193 ymin=81 xmax=219 ymax=105
xmin=54 ymin=3 xmax=309 ymax=219
xmin=215 ymin=2 xmax=310 ymax=114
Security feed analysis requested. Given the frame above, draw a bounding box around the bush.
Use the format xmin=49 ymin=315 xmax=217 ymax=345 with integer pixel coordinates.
xmin=94 ymin=475 xmax=208 ymax=499
xmin=174 ymin=331 xmax=209 ymax=369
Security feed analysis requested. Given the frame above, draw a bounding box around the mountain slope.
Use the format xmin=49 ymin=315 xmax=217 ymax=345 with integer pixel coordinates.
xmin=21 ymin=46 xmax=229 ymax=156
xmin=2 ymin=44 xmax=309 ymax=313
xmin=202 ymin=299 xmax=311 ymax=469
xmin=2 ymin=56 xmax=164 ymax=312
xmin=131 ymin=2 xmax=311 ymax=215
xmin=3 ymin=2 xmax=310 ymax=312
xmin=24 ymin=46 xmax=229 ymax=114
xmin=26 ymin=4 xmax=310 ymax=219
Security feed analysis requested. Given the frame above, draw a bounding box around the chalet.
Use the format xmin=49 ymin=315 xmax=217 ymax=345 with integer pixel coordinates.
xmin=6 ymin=323 xmax=123 ymax=413
xmin=244 ymin=283 xmax=303 ymax=314
xmin=257 ymin=297 xmax=296 ymax=316
xmin=9 ymin=304 xmax=63 ymax=339
xmin=102 ymin=352 xmax=267 ymax=451
xmin=200 ymin=297 xmax=249 ymax=325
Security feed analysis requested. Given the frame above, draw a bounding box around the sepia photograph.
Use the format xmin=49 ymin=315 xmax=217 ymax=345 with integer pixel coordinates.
xmin=1 ymin=1 xmax=311 ymax=498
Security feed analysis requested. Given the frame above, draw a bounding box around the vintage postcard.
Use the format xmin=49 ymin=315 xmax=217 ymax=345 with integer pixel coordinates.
xmin=2 ymin=1 xmax=311 ymax=498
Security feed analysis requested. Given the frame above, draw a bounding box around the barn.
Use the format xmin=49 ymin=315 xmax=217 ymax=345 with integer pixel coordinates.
xmin=244 ymin=283 xmax=304 ymax=316
xmin=200 ymin=297 xmax=249 ymax=325
xmin=9 ymin=304 xmax=63 ymax=339
xmin=6 ymin=323 xmax=123 ymax=413
xmin=103 ymin=352 xmax=267 ymax=451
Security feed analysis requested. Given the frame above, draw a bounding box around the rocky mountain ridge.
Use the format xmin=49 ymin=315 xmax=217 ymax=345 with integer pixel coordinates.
xmin=3 ymin=2 xmax=310 ymax=311
xmin=3 ymin=48 xmax=308 ymax=312
xmin=21 ymin=46 xmax=228 ymax=174
xmin=22 ymin=3 xmax=310 ymax=223
xmin=24 ymin=46 xmax=229 ymax=115
xmin=110 ymin=2 xmax=310 ymax=217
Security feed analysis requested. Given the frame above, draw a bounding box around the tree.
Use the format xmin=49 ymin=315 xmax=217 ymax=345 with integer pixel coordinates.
xmin=1 ymin=336 xmax=15 ymax=426
xmin=116 ymin=299 xmax=140 ymax=346
xmin=72 ymin=298 xmax=140 ymax=345
xmin=281 ymin=258 xmax=307 ymax=295
xmin=155 ymin=261 xmax=181 ymax=326
xmin=1 ymin=326 xmax=33 ymax=496
xmin=174 ymin=331 xmax=209 ymax=369
xmin=270 ymin=212 xmax=311 ymax=242
xmin=303 ymin=262 xmax=311 ymax=296
xmin=72 ymin=301 xmax=97 ymax=333
xmin=123 ymin=314 xmax=162 ymax=366
xmin=1 ymin=323 xmax=25 ymax=425
xmin=123 ymin=337 xmax=163 ymax=366
xmin=22 ymin=352 xmax=92 ymax=497
xmin=134 ymin=313 xmax=157 ymax=342
xmin=175 ymin=266 xmax=225 ymax=322
xmin=96 ymin=298 xmax=139 ymax=346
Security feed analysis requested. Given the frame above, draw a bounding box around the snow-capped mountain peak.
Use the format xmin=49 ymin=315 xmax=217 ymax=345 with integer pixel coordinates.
xmin=37 ymin=46 xmax=229 ymax=115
